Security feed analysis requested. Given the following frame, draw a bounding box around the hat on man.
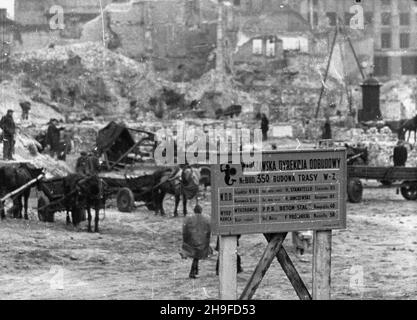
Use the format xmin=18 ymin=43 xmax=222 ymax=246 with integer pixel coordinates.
xmin=7 ymin=109 xmax=14 ymax=113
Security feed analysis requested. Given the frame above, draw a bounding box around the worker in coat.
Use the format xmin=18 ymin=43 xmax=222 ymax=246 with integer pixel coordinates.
xmin=46 ymin=119 xmax=64 ymax=159
xmin=393 ymin=140 xmax=408 ymax=167
xmin=19 ymin=101 xmax=31 ymax=120
xmin=260 ymin=113 xmax=269 ymax=141
xmin=181 ymin=204 xmax=212 ymax=279
xmin=0 ymin=109 xmax=16 ymax=160
xmin=321 ymin=115 xmax=332 ymax=140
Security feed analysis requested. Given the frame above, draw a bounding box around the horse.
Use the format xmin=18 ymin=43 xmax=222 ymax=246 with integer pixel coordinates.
xmin=0 ymin=163 xmax=44 ymax=220
xmin=153 ymin=166 xmax=200 ymax=217
xmin=63 ymin=174 xmax=106 ymax=232
xmin=345 ymin=144 xmax=368 ymax=165
xmin=399 ymin=115 xmax=417 ymax=143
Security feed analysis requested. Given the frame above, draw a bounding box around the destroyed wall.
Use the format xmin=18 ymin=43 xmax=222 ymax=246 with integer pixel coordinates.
xmin=234 ymin=36 xmax=284 ymax=66
xmin=13 ymin=0 xmax=113 ymax=51
xmin=81 ymin=0 xmax=217 ymax=81
xmin=230 ymin=5 xmax=347 ymax=122
xmin=380 ymin=78 xmax=417 ymax=120
xmin=0 ymin=9 xmax=14 ymax=64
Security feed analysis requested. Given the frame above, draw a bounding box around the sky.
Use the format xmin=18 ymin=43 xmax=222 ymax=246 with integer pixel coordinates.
xmin=1 ymin=0 xmax=14 ymax=18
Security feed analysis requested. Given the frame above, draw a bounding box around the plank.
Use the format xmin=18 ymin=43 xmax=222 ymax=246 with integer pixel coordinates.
xmin=312 ymin=230 xmax=332 ymax=300
xmin=240 ymin=233 xmax=286 ymax=300
xmin=219 ymin=236 xmax=237 ymax=300
xmin=348 ymin=166 xmax=417 ymax=181
xmin=0 ymin=174 xmax=45 ymax=202
xmin=264 ymin=233 xmax=312 ymax=300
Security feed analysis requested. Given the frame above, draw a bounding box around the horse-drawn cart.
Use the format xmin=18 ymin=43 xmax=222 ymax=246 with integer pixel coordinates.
xmin=96 ymin=121 xmax=157 ymax=171
xmin=37 ymin=177 xmax=85 ymax=222
xmin=101 ymin=173 xmax=161 ymax=213
xmin=347 ymin=166 xmax=417 ymax=203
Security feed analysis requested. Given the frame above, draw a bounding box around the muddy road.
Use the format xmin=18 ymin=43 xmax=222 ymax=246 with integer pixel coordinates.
xmin=0 ymin=184 xmax=416 ymax=300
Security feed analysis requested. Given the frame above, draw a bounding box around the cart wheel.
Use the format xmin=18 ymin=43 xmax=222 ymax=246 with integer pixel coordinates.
xmin=117 ymin=188 xmax=135 ymax=212
xmin=400 ymin=182 xmax=417 ymax=201
xmin=37 ymin=194 xmax=54 ymax=222
xmin=347 ymin=178 xmax=363 ymax=203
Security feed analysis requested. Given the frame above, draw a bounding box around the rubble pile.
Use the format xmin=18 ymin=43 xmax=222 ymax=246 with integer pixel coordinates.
xmin=1 ymin=132 xmax=73 ymax=177
xmin=0 ymin=81 xmax=63 ymax=124
xmin=380 ymin=78 xmax=417 ymax=120
xmin=234 ymin=53 xmax=347 ymax=122
xmin=340 ymin=127 xmax=417 ymax=167
xmin=8 ymin=42 xmax=167 ymax=119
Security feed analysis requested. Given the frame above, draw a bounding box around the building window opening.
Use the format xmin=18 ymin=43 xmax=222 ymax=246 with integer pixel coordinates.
xmin=381 ymin=12 xmax=391 ymax=26
xmin=400 ymin=33 xmax=410 ymax=49
xmin=381 ymin=33 xmax=391 ymax=49
xmin=266 ymin=38 xmax=276 ymax=57
xmin=374 ymin=56 xmax=389 ymax=76
xmin=252 ymin=39 xmax=263 ymax=55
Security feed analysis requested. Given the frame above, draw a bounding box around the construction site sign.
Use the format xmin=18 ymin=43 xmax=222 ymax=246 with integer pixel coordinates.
xmin=211 ymin=149 xmax=347 ymax=235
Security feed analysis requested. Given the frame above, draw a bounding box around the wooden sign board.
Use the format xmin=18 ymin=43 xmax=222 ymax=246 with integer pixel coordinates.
xmin=211 ymin=149 xmax=347 ymax=235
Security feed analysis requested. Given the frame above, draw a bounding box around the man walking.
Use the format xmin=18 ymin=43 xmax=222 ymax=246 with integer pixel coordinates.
xmin=181 ymin=204 xmax=212 ymax=279
xmin=0 ymin=109 xmax=16 ymax=160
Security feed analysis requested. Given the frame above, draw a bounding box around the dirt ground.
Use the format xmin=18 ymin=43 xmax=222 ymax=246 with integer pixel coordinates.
xmin=0 ymin=183 xmax=416 ymax=300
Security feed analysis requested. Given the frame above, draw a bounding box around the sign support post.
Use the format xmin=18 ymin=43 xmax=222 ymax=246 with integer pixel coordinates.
xmin=211 ymin=149 xmax=346 ymax=300
xmin=219 ymin=235 xmax=237 ymax=300
xmin=312 ymin=230 xmax=332 ymax=300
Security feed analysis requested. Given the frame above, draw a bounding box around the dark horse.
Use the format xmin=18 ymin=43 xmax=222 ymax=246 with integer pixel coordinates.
xmin=63 ymin=174 xmax=106 ymax=232
xmin=399 ymin=115 xmax=417 ymax=143
xmin=153 ymin=166 xmax=200 ymax=217
xmin=0 ymin=163 xmax=44 ymax=220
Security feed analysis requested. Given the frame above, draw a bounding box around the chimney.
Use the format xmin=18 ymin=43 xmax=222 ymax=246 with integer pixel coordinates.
xmin=0 ymin=8 xmax=7 ymax=21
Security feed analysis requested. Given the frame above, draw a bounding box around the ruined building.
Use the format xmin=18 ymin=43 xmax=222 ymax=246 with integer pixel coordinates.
xmin=296 ymin=0 xmax=417 ymax=78
xmin=0 ymin=8 xmax=21 ymax=64
xmin=81 ymin=0 xmax=218 ymax=81
xmin=13 ymin=0 xmax=113 ymax=51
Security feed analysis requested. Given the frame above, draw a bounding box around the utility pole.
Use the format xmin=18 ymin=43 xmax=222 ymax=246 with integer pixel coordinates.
xmin=309 ymin=0 xmax=314 ymax=29
xmin=216 ymin=0 xmax=226 ymax=89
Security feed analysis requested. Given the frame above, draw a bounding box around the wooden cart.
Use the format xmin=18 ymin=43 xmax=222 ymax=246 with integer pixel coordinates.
xmin=37 ymin=177 xmax=87 ymax=222
xmin=347 ymin=166 xmax=417 ymax=203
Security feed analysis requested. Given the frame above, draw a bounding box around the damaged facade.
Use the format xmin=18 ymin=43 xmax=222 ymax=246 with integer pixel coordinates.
xmin=13 ymin=0 xmax=113 ymax=51
xmin=0 ymin=8 xmax=21 ymax=64
xmin=297 ymin=0 xmax=417 ymax=78
xmin=81 ymin=0 xmax=219 ymax=81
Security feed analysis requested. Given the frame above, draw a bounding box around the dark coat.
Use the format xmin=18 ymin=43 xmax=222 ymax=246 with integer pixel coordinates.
xmin=322 ymin=120 xmax=332 ymax=140
xmin=0 ymin=115 xmax=16 ymax=137
xmin=181 ymin=214 xmax=211 ymax=260
xmin=46 ymin=123 xmax=63 ymax=151
xmin=261 ymin=115 xmax=269 ymax=133
xmin=393 ymin=145 xmax=407 ymax=166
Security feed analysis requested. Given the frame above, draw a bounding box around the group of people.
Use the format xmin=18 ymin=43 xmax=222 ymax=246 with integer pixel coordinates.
xmin=0 ymin=103 xmax=72 ymax=161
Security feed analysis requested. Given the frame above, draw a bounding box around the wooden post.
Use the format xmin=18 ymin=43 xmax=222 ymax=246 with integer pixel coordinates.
xmin=240 ymin=233 xmax=286 ymax=300
xmin=264 ymin=234 xmax=312 ymax=300
xmin=219 ymin=236 xmax=237 ymax=300
xmin=312 ymin=230 xmax=332 ymax=300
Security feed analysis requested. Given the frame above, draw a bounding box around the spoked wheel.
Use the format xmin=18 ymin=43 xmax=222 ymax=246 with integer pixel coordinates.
xmin=400 ymin=182 xmax=417 ymax=201
xmin=37 ymin=194 xmax=54 ymax=222
xmin=117 ymin=188 xmax=135 ymax=212
xmin=347 ymin=178 xmax=363 ymax=203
